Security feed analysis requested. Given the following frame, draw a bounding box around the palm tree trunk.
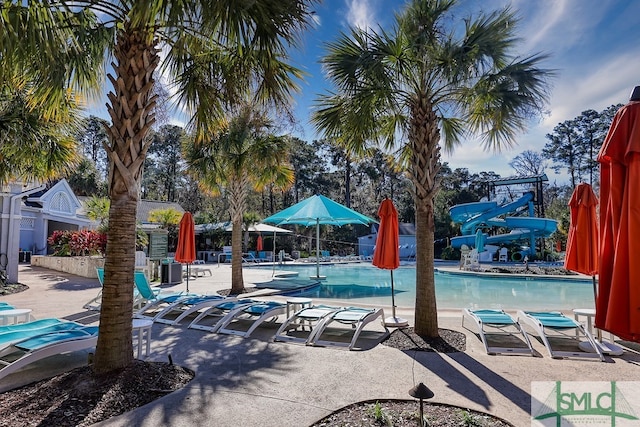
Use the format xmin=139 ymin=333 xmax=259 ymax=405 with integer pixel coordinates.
xmin=94 ymin=199 xmax=136 ymax=371
xmin=344 ymin=155 xmax=352 ymax=207
xmin=94 ymin=25 xmax=159 ymax=373
xmin=229 ymin=179 xmax=247 ymax=294
xmin=409 ymin=100 xmax=441 ymax=338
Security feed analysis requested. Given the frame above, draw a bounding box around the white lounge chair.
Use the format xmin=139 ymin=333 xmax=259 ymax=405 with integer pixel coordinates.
xmin=308 ymin=306 xmax=389 ymax=350
xmin=462 ymin=309 xmax=534 ymax=356
xmin=135 ymin=294 xmax=229 ymax=325
xmin=0 ymin=325 xmax=99 ymax=380
xmin=135 ymin=250 xmax=151 ymax=279
xmin=187 ymin=299 xmax=260 ymax=332
xmin=274 ymin=305 xmax=345 ymax=346
xmin=462 ymin=249 xmax=481 ymax=271
xmin=214 ymin=301 xmax=287 ymax=337
xmin=517 ymin=311 xmax=605 ymax=361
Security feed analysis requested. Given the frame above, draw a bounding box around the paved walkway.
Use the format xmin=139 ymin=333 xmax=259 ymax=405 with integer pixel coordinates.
xmin=1 ymin=264 xmax=640 ymax=426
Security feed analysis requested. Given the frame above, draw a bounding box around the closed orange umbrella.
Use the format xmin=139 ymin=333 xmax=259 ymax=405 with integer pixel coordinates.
xmin=372 ymin=199 xmax=406 ymax=326
xmin=597 ymin=98 xmax=640 ymax=342
xmin=175 ymin=212 xmax=196 ymax=292
xmin=565 ymin=183 xmax=599 ymax=307
xmin=256 ymin=234 xmax=263 ymax=251
xmin=565 ymin=183 xmax=599 ymax=276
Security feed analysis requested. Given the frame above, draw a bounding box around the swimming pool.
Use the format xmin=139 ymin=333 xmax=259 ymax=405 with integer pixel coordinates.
xmin=260 ymin=263 xmax=595 ymax=310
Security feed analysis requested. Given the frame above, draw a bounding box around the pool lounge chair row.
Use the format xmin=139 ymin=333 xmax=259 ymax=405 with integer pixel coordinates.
xmin=134 ymin=293 xmax=389 ymax=350
xmin=463 ymin=309 xmax=606 ymax=361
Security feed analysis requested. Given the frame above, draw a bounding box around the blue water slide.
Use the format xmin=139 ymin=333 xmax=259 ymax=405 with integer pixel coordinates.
xmin=456 ymin=192 xmax=534 ymax=235
xmin=449 ymin=192 xmax=558 ymax=249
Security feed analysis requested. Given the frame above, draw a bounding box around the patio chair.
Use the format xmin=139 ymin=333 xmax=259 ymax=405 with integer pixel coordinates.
xmin=136 ymin=294 xmax=229 ymax=324
xmin=308 ymin=306 xmax=389 ymax=350
xmin=214 ymin=300 xmax=287 ymax=337
xmin=85 ymin=268 xmax=161 ymax=311
xmin=246 ymin=252 xmax=261 ymax=263
xmin=462 ymin=249 xmax=481 ymax=271
xmin=517 ymin=310 xmax=605 ymax=361
xmin=187 ymin=299 xmax=260 ymax=332
xmin=135 ymin=250 xmax=150 ymax=279
xmin=260 ymin=251 xmax=276 ymax=262
xmin=498 ymin=247 xmax=508 ymax=262
xmin=462 ymin=309 xmax=534 ymax=356
xmin=0 ymin=325 xmax=99 ymax=380
xmin=83 ymin=267 xmax=105 ymax=311
xmin=274 ymin=305 xmax=345 ymax=346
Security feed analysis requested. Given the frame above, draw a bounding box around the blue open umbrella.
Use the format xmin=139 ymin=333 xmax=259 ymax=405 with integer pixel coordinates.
xmin=263 ymin=195 xmax=375 ymax=279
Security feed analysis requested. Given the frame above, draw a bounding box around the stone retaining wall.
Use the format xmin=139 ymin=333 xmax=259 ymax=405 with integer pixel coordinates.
xmin=30 ymin=255 xmax=105 ymax=278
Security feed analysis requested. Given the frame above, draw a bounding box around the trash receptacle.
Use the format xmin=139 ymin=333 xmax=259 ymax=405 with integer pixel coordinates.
xmin=161 ymin=261 xmax=182 ymax=285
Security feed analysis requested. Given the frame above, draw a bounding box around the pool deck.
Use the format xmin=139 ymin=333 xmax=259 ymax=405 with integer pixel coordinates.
xmin=1 ymin=263 xmax=639 ymax=426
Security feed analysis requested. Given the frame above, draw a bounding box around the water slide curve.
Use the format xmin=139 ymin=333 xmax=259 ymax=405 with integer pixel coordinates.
xmin=449 ymin=192 xmax=558 ymax=249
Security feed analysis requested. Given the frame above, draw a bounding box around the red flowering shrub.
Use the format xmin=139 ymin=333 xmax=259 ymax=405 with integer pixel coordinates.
xmin=47 ymin=230 xmax=107 ymax=256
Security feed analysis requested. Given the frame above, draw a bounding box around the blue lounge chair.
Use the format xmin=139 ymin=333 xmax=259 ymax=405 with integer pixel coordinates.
xmin=308 ymin=307 xmax=389 ymax=350
xmin=0 ymin=319 xmax=90 ymax=349
xmin=83 ymin=268 xmax=106 ymax=310
xmin=0 ymin=325 xmax=99 ymax=380
xmin=517 ymin=311 xmax=605 ymax=361
xmin=85 ymin=268 xmax=171 ymax=311
xmin=133 ymin=271 xmax=182 ymax=310
xmin=462 ymin=309 xmax=534 ymax=356
xmin=214 ymin=301 xmax=287 ymax=337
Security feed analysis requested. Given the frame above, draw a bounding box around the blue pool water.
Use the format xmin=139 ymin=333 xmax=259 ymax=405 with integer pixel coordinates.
xmin=259 ymin=263 xmax=595 ymax=310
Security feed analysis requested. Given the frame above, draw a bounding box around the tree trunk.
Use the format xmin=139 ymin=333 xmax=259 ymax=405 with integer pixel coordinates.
xmin=345 ymin=155 xmax=351 ymax=207
xmin=94 ymin=25 xmax=159 ymax=374
xmin=94 ymin=198 xmax=137 ymax=371
xmin=230 ymin=214 xmax=244 ymax=293
xmin=409 ymin=99 xmax=441 ymax=338
xmin=229 ymin=179 xmax=247 ymax=294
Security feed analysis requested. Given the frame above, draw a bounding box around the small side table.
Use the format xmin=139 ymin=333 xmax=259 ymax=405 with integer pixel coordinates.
xmin=0 ymin=308 xmax=32 ymax=325
xmin=573 ymin=308 xmax=624 ymax=356
xmin=132 ymin=319 xmax=153 ymax=359
xmin=286 ymin=297 xmax=313 ymax=330
xmin=286 ymin=297 xmax=313 ymax=317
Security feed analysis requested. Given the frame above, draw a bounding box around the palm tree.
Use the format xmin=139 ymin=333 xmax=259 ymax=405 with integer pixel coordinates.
xmin=185 ymin=104 xmax=294 ymax=294
xmin=0 ymin=75 xmax=80 ymax=283
xmin=1 ymin=1 xmax=316 ymax=373
xmin=0 ymin=83 xmax=79 ymax=185
xmin=313 ymin=0 xmax=552 ymax=337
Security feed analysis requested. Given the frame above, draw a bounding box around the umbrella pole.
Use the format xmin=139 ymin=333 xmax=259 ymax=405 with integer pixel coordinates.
xmin=390 ymin=270 xmax=396 ymax=319
xmin=316 ymin=219 xmax=320 ymax=279
xmin=186 ymin=264 xmax=190 ymax=293
xmin=272 ymin=230 xmax=276 ymax=276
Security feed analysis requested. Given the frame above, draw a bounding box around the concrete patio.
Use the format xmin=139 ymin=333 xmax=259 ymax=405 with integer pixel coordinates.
xmin=1 ymin=264 xmax=639 ymax=426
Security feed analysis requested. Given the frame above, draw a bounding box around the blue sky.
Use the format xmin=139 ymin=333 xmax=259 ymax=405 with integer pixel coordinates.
xmin=284 ymin=0 xmax=640 ymax=183
xmin=85 ymin=1 xmax=640 ymax=184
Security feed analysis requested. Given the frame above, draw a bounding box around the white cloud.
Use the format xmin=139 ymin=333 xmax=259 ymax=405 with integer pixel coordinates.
xmin=344 ymin=0 xmax=378 ymax=31
xmin=513 ymin=0 xmax=608 ymax=55
xmin=544 ymin=52 xmax=639 ymax=128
